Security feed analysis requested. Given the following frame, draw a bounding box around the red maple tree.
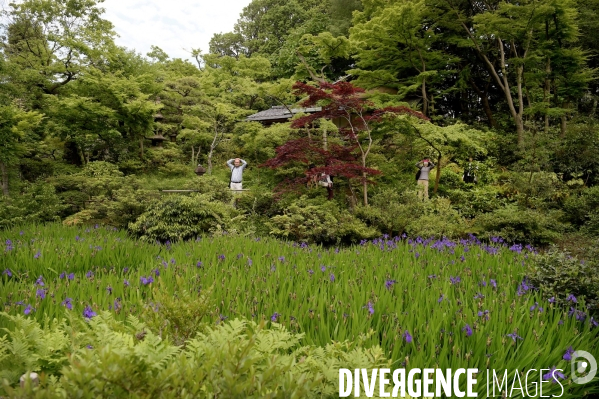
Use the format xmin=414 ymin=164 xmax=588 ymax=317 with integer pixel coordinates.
xmin=264 ymin=81 xmax=428 ymax=205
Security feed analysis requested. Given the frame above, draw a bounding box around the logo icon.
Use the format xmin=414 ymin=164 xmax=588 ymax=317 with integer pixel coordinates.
xmin=571 ymin=350 xmax=597 ymax=384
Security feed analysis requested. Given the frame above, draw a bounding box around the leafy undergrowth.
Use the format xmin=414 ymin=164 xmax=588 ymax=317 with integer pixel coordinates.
xmin=1 ymin=224 xmax=598 ymax=397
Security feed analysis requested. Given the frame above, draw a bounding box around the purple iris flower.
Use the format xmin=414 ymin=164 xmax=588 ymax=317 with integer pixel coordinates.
xmin=24 ymin=305 xmax=33 ymax=315
xmin=530 ymin=303 xmax=537 ymax=312
xmin=460 ymin=255 xmax=466 ymax=262
xmin=124 ymin=279 xmax=130 ymax=287
xmin=59 ymin=272 xmax=66 ymax=279
xmin=34 ymin=251 xmax=41 ymax=259
xmin=367 ymin=302 xmax=374 ymax=315
xmin=567 ymin=294 xmax=577 ymax=303
xmin=86 ymin=271 xmax=93 ymax=278
xmin=438 ymin=295 xmax=444 ymax=303
xmin=506 ymin=332 xmax=523 ymax=342
xmin=320 ymin=265 xmax=326 ymax=272
xmin=218 ymin=254 xmax=225 ymax=261
xmin=106 ymin=286 xmax=113 ymax=295
xmin=140 ymin=276 xmax=154 ymax=285
xmin=563 ymin=347 xmax=574 ymax=361
xmin=548 ymin=297 xmax=555 ymax=303
xmin=248 ymin=258 xmax=253 ymax=266
xmin=403 ymin=330 xmax=413 ymax=343
xmin=154 ymin=268 xmax=160 ymax=277
xmin=517 ymin=279 xmax=532 ymax=296
xmin=5 ymin=239 xmax=14 ymax=251
xmin=36 ymin=289 xmax=46 ymax=299
xmin=170 ymin=258 xmax=176 ymax=265
xmin=450 ymin=276 xmax=461 ymax=285
xmin=385 ymin=280 xmax=396 ymax=290
xmin=2 ymin=269 xmax=12 ymax=277
xmin=490 ymin=279 xmax=497 ymax=288
xmin=83 ymin=305 xmax=97 ymax=319
xmin=330 ymin=273 xmax=335 ymax=282
xmin=271 ymin=312 xmax=280 ymax=322
xmin=542 ymin=367 xmax=565 ymax=384
xmin=463 ymin=324 xmax=473 ymax=337
xmin=308 ymin=269 xmax=314 ymax=275
xmin=509 ymin=244 xmax=523 ymax=253
xmin=35 ymin=276 xmax=44 ymax=286
xmin=278 ymin=256 xmax=285 ymax=262
xmin=62 ymin=298 xmax=73 ymax=310
xmin=414 ymin=252 xmax=420 ymax=259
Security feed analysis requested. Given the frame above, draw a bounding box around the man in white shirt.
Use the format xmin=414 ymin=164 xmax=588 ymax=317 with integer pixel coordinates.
xmin=227 ymin=158 xmax=247 ymax=190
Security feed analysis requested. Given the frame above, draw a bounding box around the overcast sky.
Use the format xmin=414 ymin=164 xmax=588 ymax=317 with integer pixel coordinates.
xmin=101 ymin=0 xmax=251 ymax=62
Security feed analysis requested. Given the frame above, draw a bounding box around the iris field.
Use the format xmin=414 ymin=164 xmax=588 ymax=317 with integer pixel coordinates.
xmin=1 ymin=224 xmax=598 ymax=397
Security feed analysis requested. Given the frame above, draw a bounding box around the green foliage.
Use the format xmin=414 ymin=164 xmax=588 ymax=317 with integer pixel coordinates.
xmin=527 ymin=246 xmax=599 ymax=312
xmin=129 ymin=194 xmax=238 ymax=242
xmin=446 ymin=185 xmax=506 ymax=218
xmin=563 ymin=186 xmax=599 ymax=235
xmin=1 ymin=313 xmax=390 ymax=398
xmin=0 ymin=182 xmax=66 ymax=228
xmin=268 ymin=196 xmax=379 ymax=244
xmin=474 ymin=205 xmax=569 ymax=245
xmin=354 ymin=189 xmax=425 ymax=236
xmin=406 ymin=197 xmax=469 ymax=239
xmin=181 ymin=175 xmax=233 ymax=203
xmin=140 ymin=278 xmax=214 ymax=346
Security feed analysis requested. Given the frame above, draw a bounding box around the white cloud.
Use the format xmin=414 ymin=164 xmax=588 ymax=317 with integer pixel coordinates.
xmin=100 ymin=0 xmax=251 ymax=62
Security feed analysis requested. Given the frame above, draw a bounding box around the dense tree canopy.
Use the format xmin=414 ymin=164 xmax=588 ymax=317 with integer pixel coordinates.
xmin=1 ymin=0 xmax=599 ymax=248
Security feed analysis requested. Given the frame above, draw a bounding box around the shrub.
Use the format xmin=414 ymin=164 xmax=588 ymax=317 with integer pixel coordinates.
xmin=268 ymin=197 xmax=379 ymax=244
xmin=406 ymin=197 xmax=470 ymax=238
xmin=1 ymin=313 xmax=390 ymax=398
xmin=129 ymin=194 xmax=238 ymax=242
xmin=117 ymin=159 xmax=146 ymax=175
xmin=562 ymin=186 xmax=599 ymax=235
xmin=181 ymin=175 xmax=233 ymax=203
xmin=446 ymin=185 xmax=506 ymax=218
xmin=526 ymin=246 xmax=599 ymax=313
xmin=474 ymin=204 xmax=569 ymax=245
xmin=158 ymin=162 xmax=194 ymax=178
xmin=354 ymin=189 xmax=425 ymax=236
xmin=140 ymin=278 xmax=213 ymax=346
xmin=0 ymin=182 xmax=67 ymax=228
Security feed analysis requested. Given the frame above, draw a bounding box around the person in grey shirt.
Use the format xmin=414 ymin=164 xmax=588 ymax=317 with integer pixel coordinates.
xmin=227 ymin=158 xmax=248 ymax=190
xmin=415 ymin=158 xmax=435 ymax=200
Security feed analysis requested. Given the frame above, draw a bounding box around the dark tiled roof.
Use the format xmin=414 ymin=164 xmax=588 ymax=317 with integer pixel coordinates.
xmin=245 ymin=106 xmax=321 ymax=122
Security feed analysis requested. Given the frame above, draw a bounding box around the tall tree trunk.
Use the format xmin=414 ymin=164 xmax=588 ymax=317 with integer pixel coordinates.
xmin=459 ymin=23 xmax=526 ymax=145
xmin=207 ymin=146 xmax=214 ymax=175
xmin=0 ymin=161 xmax=9 ymax=197
xmin=139 ymin=137 xmax=144 ymax=160
xmin=470 ymin=79 xmax=496 ymax=128
xmin=544 ymin=57 xmax=551 ymax=134
xmin=421 ymin=77 xmax=429 ymax=117
xmin=561 ymin=101 xmax=569 ymax=137
xmin=434 ymin=154 xmax=442 ymax=194
xmin=362 ymin=172 xmax=368 ymax=206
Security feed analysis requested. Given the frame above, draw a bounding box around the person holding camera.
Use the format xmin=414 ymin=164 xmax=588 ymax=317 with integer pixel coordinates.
xmin=415 ymin=158 xmax=435 ymax=200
